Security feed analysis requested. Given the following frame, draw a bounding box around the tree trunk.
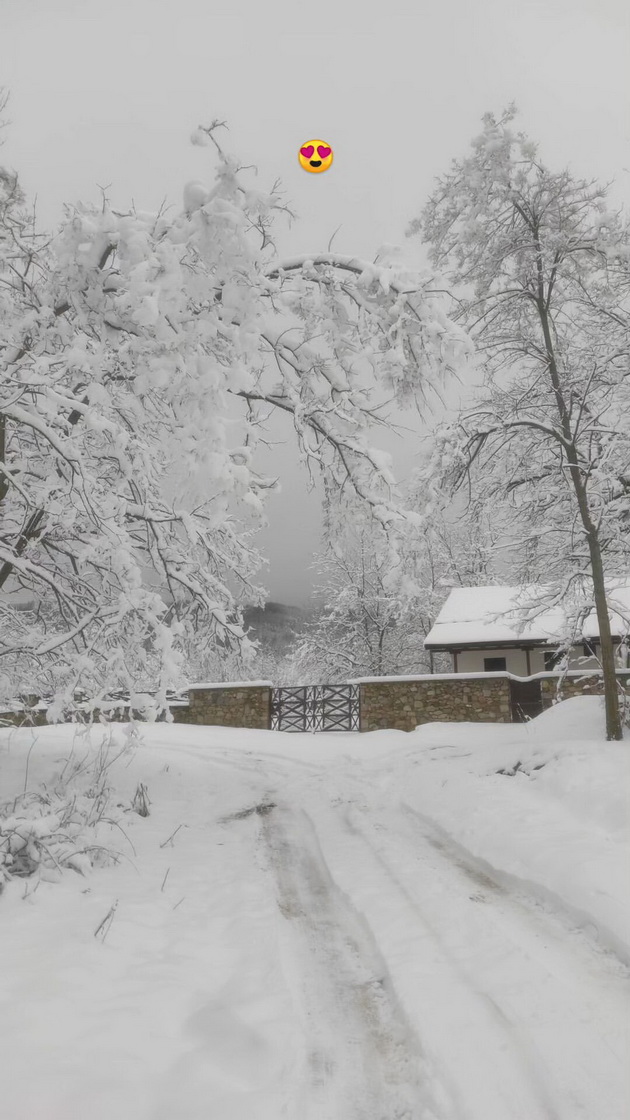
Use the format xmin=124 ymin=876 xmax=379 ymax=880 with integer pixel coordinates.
xmin=0 ymin=415 xmax=7 ymax=504
xmin=559 ymin=450 xmax=622 ymax=739
xmin=534 ymin=272 xmax=623 ymax=740
xmin=585 ymin=525 xmax=623 ymax=740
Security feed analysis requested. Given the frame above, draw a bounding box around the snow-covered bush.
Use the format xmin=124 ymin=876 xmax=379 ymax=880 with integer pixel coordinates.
xmin=0 ymin=733 xmax=135 ymax=888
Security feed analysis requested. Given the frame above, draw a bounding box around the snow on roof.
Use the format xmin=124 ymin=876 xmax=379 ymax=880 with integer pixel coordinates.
xmin=424 ymin=582 xmax=630 ymax=649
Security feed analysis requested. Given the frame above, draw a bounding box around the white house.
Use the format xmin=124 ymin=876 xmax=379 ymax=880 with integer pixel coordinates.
xmin=424 ymin=583 xmax=630 ymax=676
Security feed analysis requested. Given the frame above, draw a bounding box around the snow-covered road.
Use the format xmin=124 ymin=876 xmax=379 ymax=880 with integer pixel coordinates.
xmin=242 ymin=751 xmax=627 ymax=1120
xmin=1 ymin=708 xmax=629 ymax=1120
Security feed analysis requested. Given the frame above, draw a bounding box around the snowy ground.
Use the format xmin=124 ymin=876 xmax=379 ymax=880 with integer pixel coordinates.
xmin=1 ymin=697 xmax=629 ymax=1120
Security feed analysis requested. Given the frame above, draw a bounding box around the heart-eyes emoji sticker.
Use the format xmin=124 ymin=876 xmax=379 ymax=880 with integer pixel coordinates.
xmin=298 ymin=139 xmax=334 ymax=174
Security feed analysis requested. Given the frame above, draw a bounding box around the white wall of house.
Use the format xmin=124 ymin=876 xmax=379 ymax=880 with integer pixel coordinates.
xmin=530 ymin=649 xmax=548 ymax=673
xmin=455 ymin=648 xmax=531 ymax=675
xmin=452 ymin=644 xmax=623 ymax=675
xmin=566 ymin=648 xmax=601 ymax=670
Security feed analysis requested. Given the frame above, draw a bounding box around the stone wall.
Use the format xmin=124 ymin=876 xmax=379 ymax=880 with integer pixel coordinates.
xmin=169 ymin=703 xmax=195 ymax=724
xmin=1 ymin=688 xmax=273 ymax=730
xmin=359 ymin=670 xmax=630 ymax=733
xmin=185 ymin=684 xmax=271 ymax=729
xmin=5 ymin=674 xmax=629 ymax=735
xmin=1 ymin=705 xmax=159 ymax=727
xmin=359 ymin=675 xmax=512 ymax=732
xmin=540 ymin=672 xmax=630 ymax=707
xmin=0 ymin=709 xmax=49 ymax=728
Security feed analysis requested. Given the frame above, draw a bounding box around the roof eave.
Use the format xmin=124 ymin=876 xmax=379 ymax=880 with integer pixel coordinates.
xmin=424 ymin=636 xmax=622 ymax=652
xmin=424 ymin=639 xmax=549 ymax=652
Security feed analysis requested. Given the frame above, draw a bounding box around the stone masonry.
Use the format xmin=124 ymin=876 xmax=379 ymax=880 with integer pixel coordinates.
xmin=4 ymin=673 xmax=628 ymax=734
xmin=540 ymin=672 xmax=630 ymax=707
xmin=359 ymin=675 xmax=512 ymax=732
xmin=1 ymin=687 xmax=273 ymax=729
xmin=0 ymin=709 xmax=49 ymax=728
xmin=184 ymin=684 xmax=272 ymax=729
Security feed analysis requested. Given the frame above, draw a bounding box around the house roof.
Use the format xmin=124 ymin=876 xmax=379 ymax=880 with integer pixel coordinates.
xmin=424 ymin=582 xmax=630 ymax=650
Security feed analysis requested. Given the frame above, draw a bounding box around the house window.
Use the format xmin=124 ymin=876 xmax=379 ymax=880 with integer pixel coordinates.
xmin=583 ymin=640 xmax=597 ymax=658
xmin=484 ymin=656 xmax=506 ymax=672
xmin=544 ymin=650 xmax=562 ymax=670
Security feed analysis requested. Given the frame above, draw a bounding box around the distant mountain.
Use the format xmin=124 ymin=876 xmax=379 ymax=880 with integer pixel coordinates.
xmin=242 ymin=601 xmax=313 ymax=655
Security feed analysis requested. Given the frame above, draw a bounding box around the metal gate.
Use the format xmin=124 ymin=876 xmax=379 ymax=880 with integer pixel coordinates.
xmin=509 ymin=678 xmax=543 ymax=722
xmin=270 ymin=685 xmax=360 ymax=732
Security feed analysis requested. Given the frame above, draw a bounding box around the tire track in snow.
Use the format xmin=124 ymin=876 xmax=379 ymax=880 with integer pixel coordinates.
xmin=260 ymin=802 xmax=448 ymax=1120
xmin=155 ymin=743 xmax=319 ymax=780
xmin=303 ymin=801 xmax=562 ymax=1120
xmin=330 ymin=800 xmax=629 ymax=1120
xmin=155 ymin=742 xmax=629 ymax=1118
xmin=399 ymin=799 xmax=630 ymax=965
xmin=397 ymin=798 xmax=630 ymax=985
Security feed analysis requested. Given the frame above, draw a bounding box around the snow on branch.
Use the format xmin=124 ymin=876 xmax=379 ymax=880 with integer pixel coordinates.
xmin=0 ymin=130 xmax=466 ymax=711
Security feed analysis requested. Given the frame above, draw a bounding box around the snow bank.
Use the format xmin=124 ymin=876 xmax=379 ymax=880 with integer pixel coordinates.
xmin=525 ymin=693 xmax=608 ymax=739
xmin=401 ymin=697 xmax=630 ymax=962
xmin=524 ymin=698 xmax=628 ymax=838
xmin=0 ymin=702 xmax=627 ymax=1117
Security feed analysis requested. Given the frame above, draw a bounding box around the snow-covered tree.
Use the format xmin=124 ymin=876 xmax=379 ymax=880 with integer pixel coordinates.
xmin=405 ymin=477 xmax=506 ymax=584
xmin=288 ymin=479 xmax=479 ymax=682
xmin=408 ymin=108 xmax=630 ymax=739
xmin=288 ymin=521 xmax=428 ymax=683
xmin=289 ymin=465 xmax=512 ymax=684
xmin=0 ymin=121 xmax=469 ymax=715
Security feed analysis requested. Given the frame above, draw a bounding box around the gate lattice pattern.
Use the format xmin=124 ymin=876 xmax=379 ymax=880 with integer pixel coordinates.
xmin=270 ymin=685 xmax=360 ymax=732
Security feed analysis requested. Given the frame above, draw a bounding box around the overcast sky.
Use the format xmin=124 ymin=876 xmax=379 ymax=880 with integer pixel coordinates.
xmin=1 ymin=0 xmax=628 ymax=602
